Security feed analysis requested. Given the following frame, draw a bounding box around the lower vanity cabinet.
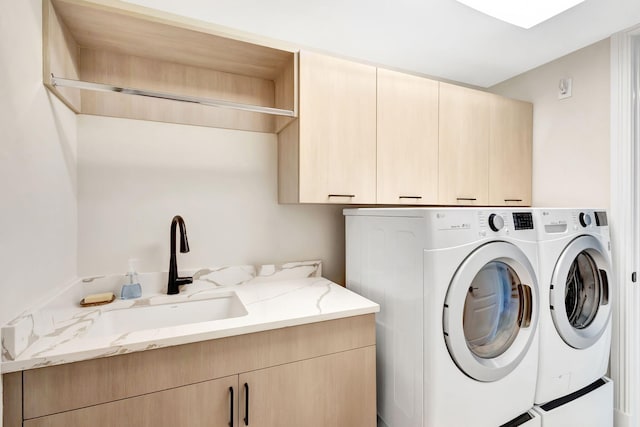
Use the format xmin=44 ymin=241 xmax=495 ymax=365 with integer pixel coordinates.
xmin=4 ymin=315 xmax=376 ymax=427
xmin=239 ymin=346 xmax=376 ymax=427
xmin=23 ymin=376 xmax=238 ymax=427
xmin=22 ymin=347 xmax=376 ymax=427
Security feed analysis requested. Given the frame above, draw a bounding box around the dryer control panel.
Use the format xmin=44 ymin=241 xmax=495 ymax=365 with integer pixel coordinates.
xmin=537 ymin=209 xmax=609 ymax=237
xmin=594 ymin=211 xmax=608 ymax=226
xmin=573 ymin=210 xmax=608 ymax=229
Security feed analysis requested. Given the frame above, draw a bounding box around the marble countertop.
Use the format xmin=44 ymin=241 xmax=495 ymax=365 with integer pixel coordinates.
xmin=1 ymin=261 xmax=379 ymax=373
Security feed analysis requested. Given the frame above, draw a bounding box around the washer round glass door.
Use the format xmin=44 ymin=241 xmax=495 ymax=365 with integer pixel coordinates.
xmin=550 ymin=235 xmax=611 ymax=349
xmin=443 ymin=241 xmax=539 ymax=382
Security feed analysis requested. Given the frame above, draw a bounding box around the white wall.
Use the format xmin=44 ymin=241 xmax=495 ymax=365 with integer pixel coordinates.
xmin=77 ymin=116 xmax=346 ymax=284
xmin=1 ymin=1 xmax=78 ymax=421
xmin=490 ymin=39 xmax=610 ymax=208
xmin=0 ymin=1 xmax=78 ymax=327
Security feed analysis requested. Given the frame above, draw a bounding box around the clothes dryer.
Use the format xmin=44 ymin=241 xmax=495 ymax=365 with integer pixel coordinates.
xmin=345 ymin=208 xmax=540 ymax=427
xmin=532 ymin=208 xmax=613 ymax=426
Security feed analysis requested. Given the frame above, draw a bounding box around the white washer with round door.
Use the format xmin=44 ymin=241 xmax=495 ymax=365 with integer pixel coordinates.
xmin=345 ymin=208 xmax=540 ymax=427
xmin=532 ymin=209 xmax=613 ymax=425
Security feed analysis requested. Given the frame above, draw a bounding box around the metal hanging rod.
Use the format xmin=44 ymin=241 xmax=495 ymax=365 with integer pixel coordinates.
xmin=50 ymin=74 xmax=296 ymax=117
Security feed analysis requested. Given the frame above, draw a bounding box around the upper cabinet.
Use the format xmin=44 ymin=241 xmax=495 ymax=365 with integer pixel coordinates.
xmin=488 ymin=95 xmax=533 ymax=206
xmin=279 ymin=51 xmax=377 ymax=204
xmin=377 ymin=69 xmax=439 ymax=205
xmin=43 ymin=0 xmax=298 ymax=133
xmin=438 ymin=83 xmax=491 ymax=206
xmin=43 ymin=0 xmax=532 ymax=206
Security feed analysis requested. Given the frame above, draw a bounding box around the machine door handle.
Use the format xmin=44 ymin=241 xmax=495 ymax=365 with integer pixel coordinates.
xmin=518 ymin=284 xmax=533 ymax=328
xmin=600 ymin=270 xmax=609 ymax=305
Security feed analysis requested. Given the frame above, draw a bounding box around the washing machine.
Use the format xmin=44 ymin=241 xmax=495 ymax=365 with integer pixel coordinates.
xmin=345 ymin=208 xmax=540 ymax=427
xmin=532 ymin=209 xmax=613 ymax=425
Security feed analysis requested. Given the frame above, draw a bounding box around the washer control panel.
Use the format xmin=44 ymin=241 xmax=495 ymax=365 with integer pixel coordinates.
xmin=488 ymin=213 xmax=504 ymax=232
xmin=477 ymin=211 xmax=535 ymax=238
xmin=513 ymin=212 xmax=534 ymax=230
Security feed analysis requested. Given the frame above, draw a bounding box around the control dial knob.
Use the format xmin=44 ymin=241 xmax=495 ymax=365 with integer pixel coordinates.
xmin=579 ymin=212 xmax=592 ymax=227
xmin=488 ymin=214 xmax=504 ymax=232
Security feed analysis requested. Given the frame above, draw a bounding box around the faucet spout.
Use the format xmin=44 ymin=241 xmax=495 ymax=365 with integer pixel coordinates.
xmin=168 ymin=215 xmax=193 ymax=295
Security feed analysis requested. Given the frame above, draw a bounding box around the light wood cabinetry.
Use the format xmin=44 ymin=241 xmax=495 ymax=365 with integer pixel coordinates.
xmin=376 ymin=69 xmax=439 ymax=205
xmin=6 ymin=315 xmax=375 ymax=427
xmin=239 ymin=346 xmax=376 ymax=427
xmin=43 ymin=0 xmax=297 ymax=133
xmin=2 ymin=372 xmax=21 ymax=427
xmin=278 ymin=51 xmax=377 ymax=204
xmin=43 ymin=2 xmax=532 ymax=206
xmin=438 ymin=84 xmax=533 ymax=207
xmin=488 ymin=95 xmax=533 ymax=206
xmin=24 ymin=376 xmax=238 ymax=427
xmin=438 ymin=82 xmax=491 ymax=205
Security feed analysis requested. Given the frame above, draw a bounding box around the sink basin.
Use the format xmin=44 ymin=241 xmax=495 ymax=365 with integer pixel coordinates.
xmin=84 ymin=292 xmax=247 ymax=338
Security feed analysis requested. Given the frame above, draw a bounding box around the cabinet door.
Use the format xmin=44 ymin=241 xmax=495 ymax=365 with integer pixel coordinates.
xmin=489 ymin=95 xmax=533 ymax=206
xmin=239 ymin=346 xmax=376 ymax=427
xmin=298 ymin=51 xmax=377 ymax=204
xmin=24 ymin=375 xmax=238 ymax=427
xmin=377 ymin=68 xmax=439 ymax=204
xmin=438 ymin=83 xmax=490 ymax=205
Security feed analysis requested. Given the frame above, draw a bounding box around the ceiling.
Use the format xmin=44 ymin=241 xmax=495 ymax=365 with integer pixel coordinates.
xmin=123 ymin=0 xmax=640 ymax=88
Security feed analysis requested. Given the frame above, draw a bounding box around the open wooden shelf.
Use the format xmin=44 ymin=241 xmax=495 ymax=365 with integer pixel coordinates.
xmin=43 ymin=0 xmax=298 ymax=133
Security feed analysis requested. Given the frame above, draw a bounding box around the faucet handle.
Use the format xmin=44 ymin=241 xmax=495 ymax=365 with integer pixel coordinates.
xmin=176 ymin=276 xmax=193 ymax=286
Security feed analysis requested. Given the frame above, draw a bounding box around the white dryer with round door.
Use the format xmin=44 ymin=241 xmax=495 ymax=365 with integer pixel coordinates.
xmin=345 ymin=208 xmax=541 ymax=427
xmin=532 ymin=208 xmax=613 ymax=426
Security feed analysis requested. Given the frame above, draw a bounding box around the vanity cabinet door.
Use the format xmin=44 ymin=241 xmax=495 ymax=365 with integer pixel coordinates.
xmin=24 ymin=375 xmax=238 ymax=427
xmin=438 ymin=82 xmax=490 ymax=205
xmin=488 ymin=94 xmax=533 ymax=206
xmin=376 ymin=68 xmax=439 ymax=205
xmin=239 ymin=345 xmax=376 ymax=427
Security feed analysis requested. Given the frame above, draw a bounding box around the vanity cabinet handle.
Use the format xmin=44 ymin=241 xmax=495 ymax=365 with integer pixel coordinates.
xmin=229 ymin=387 xmax=234 ymax=427
xmin=456 ymin=197 xmax=477 ymax=201
xmin=399 ymin=196 xmax=422 ymax=199
xmin=243 ymin=382 xmax=250 ymax=425
xmin=328 ymin=194 xmax=356 ymax=198
xmin=504 ymin=199 xmax=523 ymax=202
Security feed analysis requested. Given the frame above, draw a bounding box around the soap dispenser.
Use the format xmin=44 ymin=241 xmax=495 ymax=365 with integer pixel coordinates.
xmin=121 ymin=258 xmax=142 ymax=299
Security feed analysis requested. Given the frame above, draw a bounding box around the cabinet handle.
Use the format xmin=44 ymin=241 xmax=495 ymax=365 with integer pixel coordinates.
xmin=243 ymin=382 xmax=249 ymax=426
xmin=504 ymin=199 xmax=523 ymax=202
xmin=328 ymin=194 xmax=355 ymax=198
xmin=228 ymin=387 xmax=234 ymax=427
xmin=399 ymin=196 xmax=422 ymax=199
xmin=456 ymin=197 xmax=477 ymax=201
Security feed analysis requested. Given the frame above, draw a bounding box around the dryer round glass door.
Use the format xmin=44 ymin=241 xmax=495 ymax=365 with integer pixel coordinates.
xmin=443 ymin=241 xmax=539 ymax=382
xmin=550 ymin=235 xmax=611 ymax=349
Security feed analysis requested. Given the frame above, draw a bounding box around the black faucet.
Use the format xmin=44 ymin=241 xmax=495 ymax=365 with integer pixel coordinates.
xmin=167 ymin=215 xmax=193 ymax=295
